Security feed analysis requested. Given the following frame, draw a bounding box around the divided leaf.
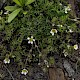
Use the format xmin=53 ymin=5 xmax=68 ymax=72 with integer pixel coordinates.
xmin=25 ymin=0 xmax=35 ymax=5
xmin=19 ymin=0 xmax=24 ymax=5
xmin=5 ymin=6 xmax=18 ymax=11
xmin=13 ymin=0 xmax=22 ymax=6
xmin=8 ymin=8 xmax=21 ymax=23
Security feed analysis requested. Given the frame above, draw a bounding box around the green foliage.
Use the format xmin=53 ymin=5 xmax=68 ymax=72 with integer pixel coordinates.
xmin=8 ymin=8 xmax=21 ymax=22
xmin=0 ymin=0 xmax=79 ymax=70
xmin=5 ymin=6 xmax=18 ymax=11
xmin=5 ymin=0 xmax=35 ymax=23
xmin=25 ymin=0 xmax=35 ymax=5
xmin=13 ymin=0 xmax=22 ymax=6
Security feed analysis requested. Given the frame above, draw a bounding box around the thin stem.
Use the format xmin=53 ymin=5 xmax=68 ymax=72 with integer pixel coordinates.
xmin=34 ymin=42 xmax=42 ymax=54
xmin=3 ymin=65 xmax=15 ymax=80
xmin=34 ymin=42 xmax=42 ymax=64
xmin=24 ymin=46 xmax=33 ymax=68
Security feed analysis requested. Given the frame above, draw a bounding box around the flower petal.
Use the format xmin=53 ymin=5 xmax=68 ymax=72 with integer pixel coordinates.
xmin=52 ymin=33 xmax=54 ymax=36
xmin=55 ymin=30 xmax=57 ymax=33
xmin=31 ymin=41 xmax=33 ymax=44
xmin=33 ymin=39 xmax=35 ymax=41
xmin=4 ymin=58 xmax=10 ymax=64
xmin=31 ymin=36 xmax=33 ymax=39
xmin=28 ymin=41 xmax=31 ymax=44
xmin=74 ymin=44 xmax=78 ymax=50
xmin=27 ymin=37 xmax=30 ymax=40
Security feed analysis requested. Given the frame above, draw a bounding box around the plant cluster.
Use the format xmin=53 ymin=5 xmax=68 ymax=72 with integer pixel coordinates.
xmin=0 ymin=0 xmax=79 ymax=75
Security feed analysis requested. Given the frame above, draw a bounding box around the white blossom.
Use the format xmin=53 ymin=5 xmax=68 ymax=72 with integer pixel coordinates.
xmin=27 ymin=36 xmax=35 ymax=44
xmin=59 ymin=3 xmax=62 ymax=6
xmin=21 ymin=69 xmax=28 ymax=75
xmin=57 ymin=25 xmax=63 ymax=27
xmin=52 ymin=23 xmax=55 ymax=26
xmin=44 ymin=60 xmax=49 ymax=67
xmin=50 ymin=29 xmax=57 ymax=36
xmin=69 ymin=29 xmax=73 ymax=33
xmin=4 ymin=58 xmax=10 ymax=64
xmin=64 ymin=52 xmax=68 ymax=57
xmin=64 ymin=5 xmax=71 ymax=14
xmin=63 ymin=50 xmax=68 ymax=57
xmin=74 ymin=44 xmax=78 ymax=50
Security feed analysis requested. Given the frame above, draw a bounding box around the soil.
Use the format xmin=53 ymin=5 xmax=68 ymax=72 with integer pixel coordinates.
xmin=0 ymin=0 xmax=80 ymax=80
xmin=0 ymin=61 xmax=48 ymax=80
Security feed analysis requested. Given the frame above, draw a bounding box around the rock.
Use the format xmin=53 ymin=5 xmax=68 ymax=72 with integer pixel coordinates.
xmin=77 ymin=0 xmax=80 ymax=2
xmin=29 ymin=66 xmax=48 ymax=80
xmin=73 ymin=71 xmax=80 ymax=80
xmin=49 ymin=67 xmax=66 ymax=80
xmin=63 ymin=60 xmax=75 ymax=77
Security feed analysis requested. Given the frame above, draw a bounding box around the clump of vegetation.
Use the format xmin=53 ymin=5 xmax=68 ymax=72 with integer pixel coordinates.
xmin=0 ymin=0 xmax=79 ymax=75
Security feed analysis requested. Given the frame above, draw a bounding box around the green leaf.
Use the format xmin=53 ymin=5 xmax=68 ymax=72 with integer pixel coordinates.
xmin=13 ymin=0 xmax=22 ymax=6
xmin=49 ymin=57 xmax=55 ymax=65
xmin=23 ymin=11 xmax=28 ymax=14
xmin=25 ymin=0 xmax=35 ymax=5
xmin=8 ymin=8 xmax=21 ymax=23
xmin=19 ymin=0 xmax=24 ymax=6
xmin=5 ymin=6 xmax=18 ymax=11
xmin=19 ymin=0 xmax=23 ymax=4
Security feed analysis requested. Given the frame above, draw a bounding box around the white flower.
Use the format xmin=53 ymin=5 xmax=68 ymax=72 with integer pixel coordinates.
xmin=69 ymin=29 xmax=73 ymax=33
xmin=59 ymin=3 xmax=62 ymax=6
xmin=65 ymin=8 xmax=68 ymax=13
xmin=74 ymin=44 xmax=78 ymax=50
xmin=64 ymin=5 xmax=71 ymax=14
xmin=21 ymin=69 xmax=28 ymax=75
xmin=38 ymin=63 xmax=41 ymax=65
xmin=57 ymin=25 xmax=63 ymax=27
xmin=4 ymin=58 xmax=10 ymax=64
xmin=64 ymin=52 xmax=68 ymax=57
xmin=44 ymin=60 xmax=48 ymax=65
xmin=44 ymin=60 xmax=49 ymax=68
xmin=44 ymin=60 xmax=48 ymax=64
xmin=52 ymin=23 xmax=55 ymax=26
xmin=47 ymin=65 xmax=49 ymax=68
xmin=50 ymin=29 xmax=57 ymax=36
xmin=27 ymin=36 xmax=35 ymax=44
xmin=63 ymin=50 xmax=68 ymax=57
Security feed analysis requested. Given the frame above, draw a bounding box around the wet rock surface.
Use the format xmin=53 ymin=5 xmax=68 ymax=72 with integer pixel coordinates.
xmin=0 ymin=62 xmax=48 ymax=80
xmin=73 ymin=71 xmax=80 ymax=80
xmin=63 ymin=60 xmax=75 ymax=77
xmin=28 ymin=66 xmax=48 ymax=80
xmin=49 ymin=67 xmax=66 ymax=80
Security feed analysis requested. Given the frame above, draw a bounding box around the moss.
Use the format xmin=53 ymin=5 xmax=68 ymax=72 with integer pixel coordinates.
xmin=0 ymin=0 xmax=79 ymax=68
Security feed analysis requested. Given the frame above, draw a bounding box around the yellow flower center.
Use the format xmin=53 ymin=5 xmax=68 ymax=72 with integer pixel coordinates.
xmin=5 ymin=58 xmax=9 ymax=62
xmin=22 ymin=69 xmax=28 ymax=73
xmin=52 ymin=29 xmax=57 ymax=33
xmin=30 ymin=38 xmax=33 ymax=42
xmin=74 ymin=45 xmax=78 ymax=49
